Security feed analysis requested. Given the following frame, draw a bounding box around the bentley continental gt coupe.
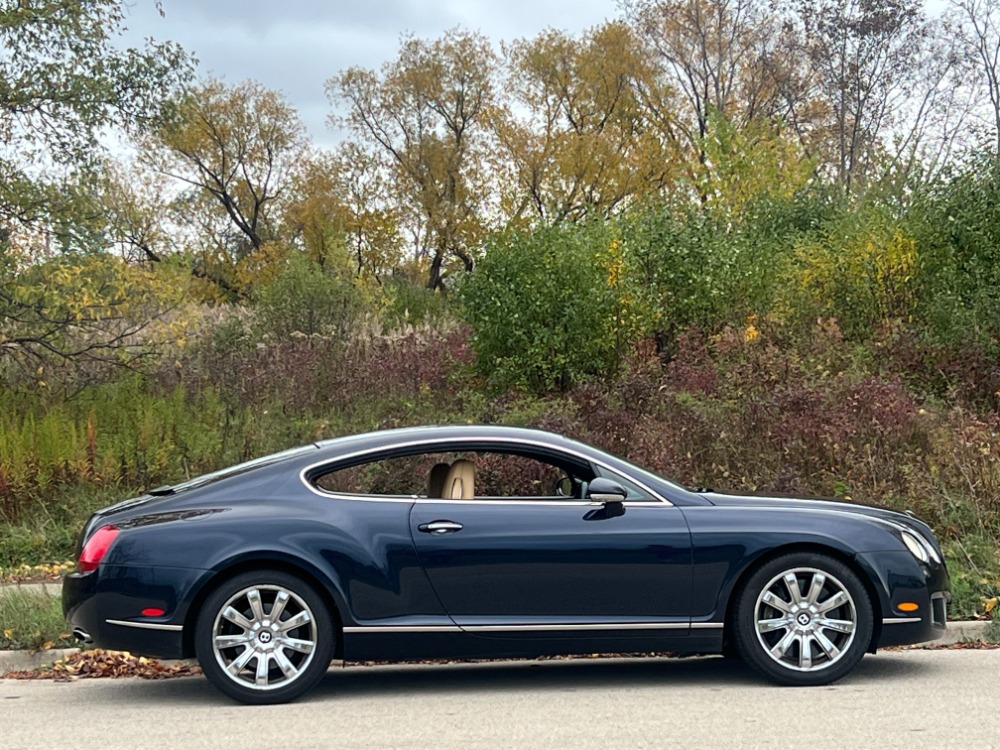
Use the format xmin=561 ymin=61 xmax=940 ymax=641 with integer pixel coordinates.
xmin=63 ymin=425 xmax=950 ymax=704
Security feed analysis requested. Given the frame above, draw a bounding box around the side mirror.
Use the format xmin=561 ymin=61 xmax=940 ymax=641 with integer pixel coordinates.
xmin=587 ymin=477 xmax=627 ymax=504
xmin=585 ymin=477 xmax=627 ymax=519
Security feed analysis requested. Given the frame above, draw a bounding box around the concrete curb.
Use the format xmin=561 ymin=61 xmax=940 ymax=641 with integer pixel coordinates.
xmin=927 ymin=620 xmax=993 ymax=646
xmin=0 ymin=648 xmax=80 ymax=674
xmin=0 ymin=581 xmax=62 ymax=598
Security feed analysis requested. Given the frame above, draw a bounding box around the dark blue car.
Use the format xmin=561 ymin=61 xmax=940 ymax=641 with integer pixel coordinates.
xmin=63 ymin=425 xmax=950 ymax=704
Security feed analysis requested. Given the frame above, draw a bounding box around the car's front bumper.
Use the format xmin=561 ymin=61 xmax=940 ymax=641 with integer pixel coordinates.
xmin=63 ymin=563 xmax=208 ymax=659
xmin=855 ymin=551 xmax=951 ymax=648
xmin=878 ymin=590 xmax=950 ymax=647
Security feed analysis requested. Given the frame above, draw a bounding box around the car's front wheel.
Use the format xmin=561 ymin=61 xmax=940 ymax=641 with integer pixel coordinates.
xmin=733 ymin=552 xmax=873 ymax=686
xmin=195 ymin=570 xmax=335 ymax=704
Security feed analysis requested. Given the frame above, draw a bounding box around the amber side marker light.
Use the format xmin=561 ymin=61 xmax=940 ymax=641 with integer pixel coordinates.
xmin=897 ymin=602 xmax=920 ymax=612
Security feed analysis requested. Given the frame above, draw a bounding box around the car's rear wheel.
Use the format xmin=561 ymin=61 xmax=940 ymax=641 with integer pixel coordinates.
xmin=195 ymin=570 xmax=334 ymax=704
xmin=733 ymin=552 xmax=873 ymax=686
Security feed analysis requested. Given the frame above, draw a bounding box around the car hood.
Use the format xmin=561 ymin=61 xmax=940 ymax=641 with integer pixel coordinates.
xmin=699 ymin=491 xmax=940 ymax=541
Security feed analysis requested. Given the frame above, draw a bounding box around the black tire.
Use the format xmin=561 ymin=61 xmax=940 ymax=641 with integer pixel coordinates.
xmin=732 ymin=552 xmax=873 ymax=686
xmin=195 ymin=570 xmax=335 ymax=704
xmin=720 ymin=638 xmax=742 ymax=661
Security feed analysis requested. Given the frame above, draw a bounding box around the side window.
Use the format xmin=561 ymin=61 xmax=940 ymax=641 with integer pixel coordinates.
xmin=474 ymin=452 xmax=573 ymax=498
xmin=311 ymin=448 xmax=595 ymax=500
xmin=314 ymin=454 xmax=442 ymax=496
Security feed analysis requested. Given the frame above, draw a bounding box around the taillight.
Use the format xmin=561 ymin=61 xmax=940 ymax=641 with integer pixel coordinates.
xmin=78 ymin=525 xmax=119 ymax=572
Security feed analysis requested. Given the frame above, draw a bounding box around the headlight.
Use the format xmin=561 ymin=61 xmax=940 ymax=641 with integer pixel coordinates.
xmin=901 ymin=531 xmax=933 ymax=563
xmin=912 ymin=528 xmax=943 ymax=564
xmin=901 ymin=531 xmax=928 ymax=562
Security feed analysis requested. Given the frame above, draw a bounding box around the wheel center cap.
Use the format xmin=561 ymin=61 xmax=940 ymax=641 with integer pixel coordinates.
xmin=797 ymin=613 xmax=812 ymax=627
xmin=258 ymin=631 xmax=273 ymax=644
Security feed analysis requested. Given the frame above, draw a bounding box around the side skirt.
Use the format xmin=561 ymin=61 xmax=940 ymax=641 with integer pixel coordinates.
xmin=341 ymin=625 xmax=724 ymax=662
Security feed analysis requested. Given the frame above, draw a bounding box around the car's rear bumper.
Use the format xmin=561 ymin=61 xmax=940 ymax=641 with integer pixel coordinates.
xmin=63 ymin=564 xmax=207 ymax=659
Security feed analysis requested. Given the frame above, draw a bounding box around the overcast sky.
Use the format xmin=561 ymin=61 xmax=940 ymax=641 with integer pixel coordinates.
xmin=120 ymin=0 xmax=617 ymax=147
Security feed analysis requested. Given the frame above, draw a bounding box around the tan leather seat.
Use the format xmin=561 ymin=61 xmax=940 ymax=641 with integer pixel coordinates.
xmin=443 ymin=459 xmax=475 ymax=500
xmin=426 ymin=462 xmax=451 ymax=498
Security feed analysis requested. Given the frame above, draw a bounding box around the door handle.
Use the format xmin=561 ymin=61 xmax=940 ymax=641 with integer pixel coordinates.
xmin=418 ymin=520 xmax=464 ymax=534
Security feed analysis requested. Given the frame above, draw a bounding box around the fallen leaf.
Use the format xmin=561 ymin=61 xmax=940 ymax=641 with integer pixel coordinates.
xmin=4 ymin=650 xmax=203 ymax=681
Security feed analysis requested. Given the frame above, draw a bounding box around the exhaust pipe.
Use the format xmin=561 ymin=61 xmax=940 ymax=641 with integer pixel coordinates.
xmin=73 ymin=627 xmax=94 ymax=645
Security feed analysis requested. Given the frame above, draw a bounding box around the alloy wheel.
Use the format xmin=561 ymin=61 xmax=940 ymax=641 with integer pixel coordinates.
xmin=753 ymin=567 xmax=858 ymax=673
xmin=210 ymin=584 xmax=319 ymax=692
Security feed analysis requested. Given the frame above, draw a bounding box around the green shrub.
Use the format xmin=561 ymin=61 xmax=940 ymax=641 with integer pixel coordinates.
xmin=252 ymin=253 xmax=362 ymax=339
xmin=460 ymin=222 xmax=642 ymax=392
xmin=774 ymin=207 xmax=919 ymax=340
xmin=621 ymin=205 xmax=781 ymax=348
xmin=909 ymin=150 xmax=1000 ymax=345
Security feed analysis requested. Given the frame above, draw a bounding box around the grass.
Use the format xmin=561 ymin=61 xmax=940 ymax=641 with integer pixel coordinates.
xmin=0 ymin=485 xmax=126 ymax=569
xmin=0 ymin=588 xmax=75 ymax=651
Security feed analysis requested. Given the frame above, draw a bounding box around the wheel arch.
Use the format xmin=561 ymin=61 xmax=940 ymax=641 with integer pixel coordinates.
xmin=720 ymin=542 xmax=884 ymax=655
xmin=182 ymin=556 xmax=346 ymax=660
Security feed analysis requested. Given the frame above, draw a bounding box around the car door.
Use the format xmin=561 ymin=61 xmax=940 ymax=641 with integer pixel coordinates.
xmin=409 ymin=474 xmax=693 ymax=639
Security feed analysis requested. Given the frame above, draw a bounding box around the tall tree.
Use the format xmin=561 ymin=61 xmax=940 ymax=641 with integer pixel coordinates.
xmin=145 ymin=79 xmax=308 ymax=296
xmin=0 ymin=0 xmax=191 ymax=236
xmin=285 ymin=145 xmax=403 ymax=282
xmin=95 ymin=158 xmax=174 ymax=264
xmin=329 ymin=29 xmax=497 ymax=291
xmin=885 ymin=18 xmax=976 ymax=184
xmin=950 ymin=0 xmax=1000 ymax=153
xmin=783 ymin=0 xmax=929 ymax=194
xmin=0 ymin=0 xmax=192 ymax=375
xmin=625 ymin=0 xmax=779 ymax=152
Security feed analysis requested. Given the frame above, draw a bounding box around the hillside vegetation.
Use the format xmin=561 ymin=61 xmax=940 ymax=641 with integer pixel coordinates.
xmin=2 ymin=0 xmax=1000 ymax=618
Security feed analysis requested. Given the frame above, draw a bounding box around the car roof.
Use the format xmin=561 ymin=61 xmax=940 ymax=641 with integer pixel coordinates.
xmin=314 ymin=424 xmax=586 ymax=454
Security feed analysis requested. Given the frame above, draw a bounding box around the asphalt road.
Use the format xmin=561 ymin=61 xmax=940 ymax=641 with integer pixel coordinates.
xmin=1 ymin=650 xmax=997 ymax=750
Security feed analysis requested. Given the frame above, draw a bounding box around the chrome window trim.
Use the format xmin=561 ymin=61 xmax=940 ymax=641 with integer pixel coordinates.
xmin=106 ymin=619 xmax=184 ymax=632
xmin=299 ymin=436 xmax=672 ymax=506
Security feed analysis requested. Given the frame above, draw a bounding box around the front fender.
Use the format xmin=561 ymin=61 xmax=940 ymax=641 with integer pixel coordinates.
xmin=681 ymin=506 xmax=916 ymax=622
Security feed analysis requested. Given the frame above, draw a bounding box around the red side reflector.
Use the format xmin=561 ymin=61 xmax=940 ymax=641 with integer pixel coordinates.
xmin=78 ymin=525 xmax=119 ymax=572
xmin=141 ymin=608 xmax=165 ymax=617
